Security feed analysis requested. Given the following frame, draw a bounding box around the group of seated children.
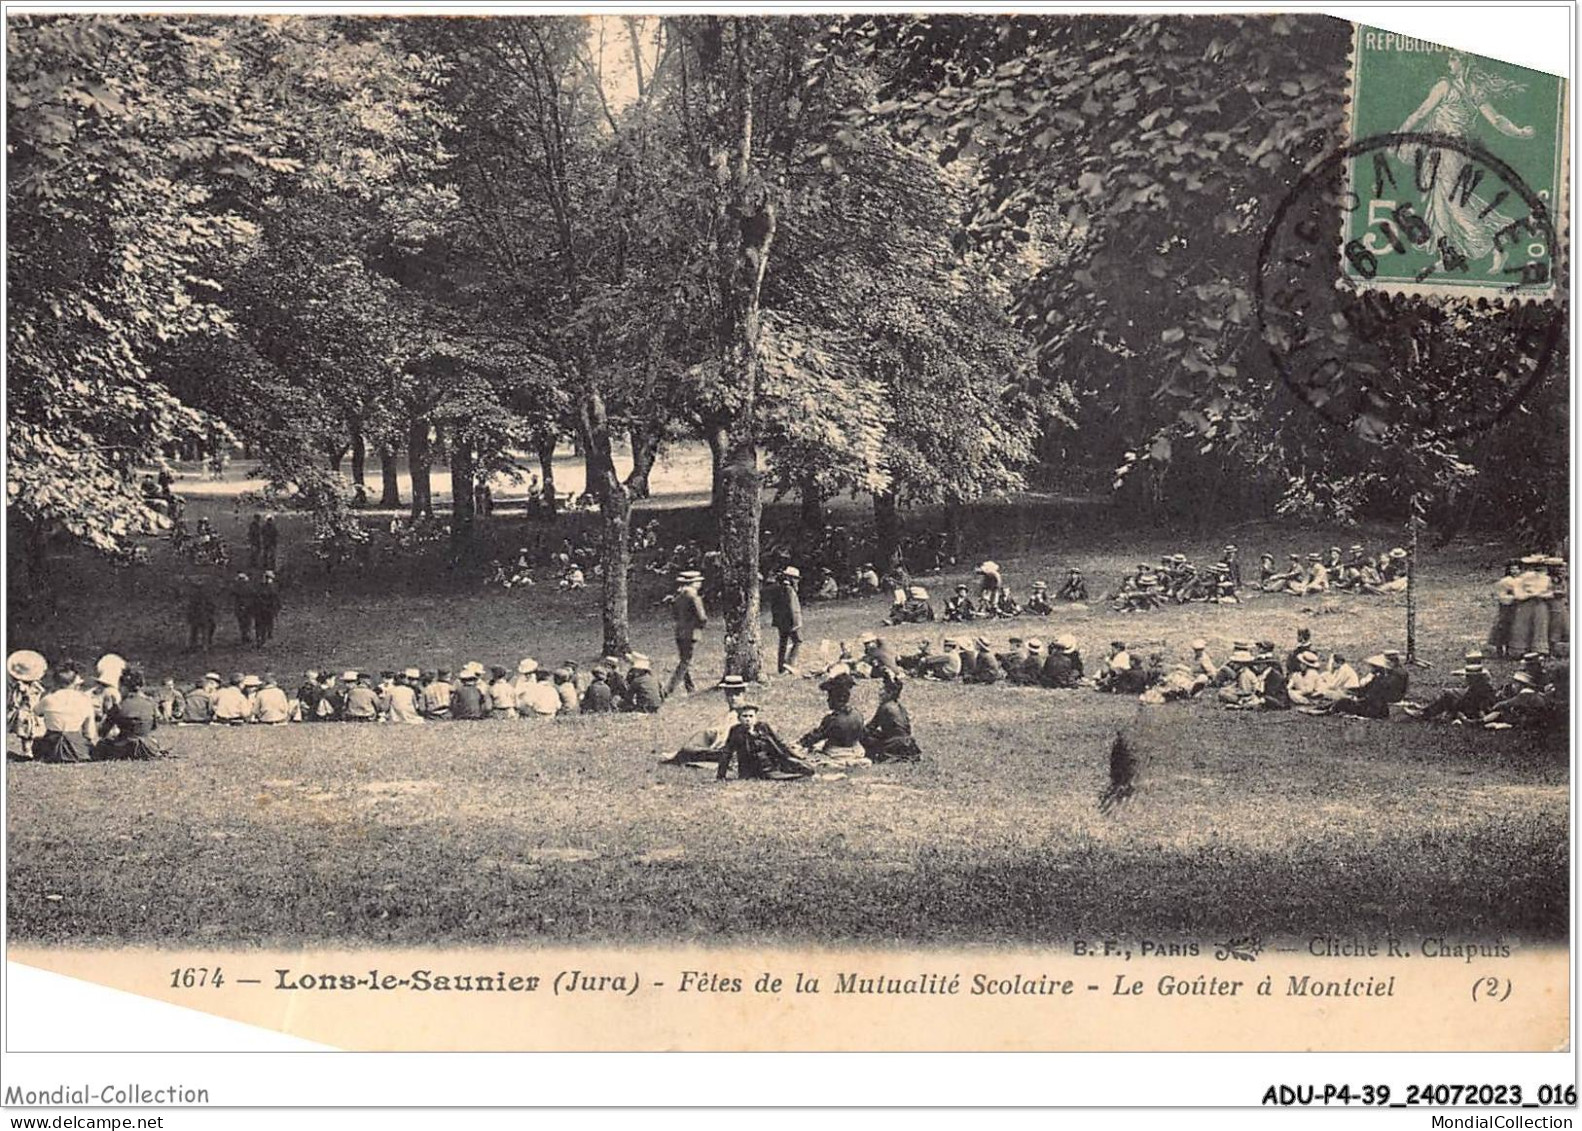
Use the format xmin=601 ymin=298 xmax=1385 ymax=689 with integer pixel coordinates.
xmin=890 ymin=561 xmax=1090 ymax=625
xmin=1259 ymin=544 xmax=1409 ymax=596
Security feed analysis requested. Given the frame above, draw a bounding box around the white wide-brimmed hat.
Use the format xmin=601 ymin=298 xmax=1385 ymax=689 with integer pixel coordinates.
xmin=628 ymin=653 xmax=652 ymax=671
xmin=7 ymin=650 xmax=46 ymax=682
xmin=517 ymin=658 xmax=539 ymax=675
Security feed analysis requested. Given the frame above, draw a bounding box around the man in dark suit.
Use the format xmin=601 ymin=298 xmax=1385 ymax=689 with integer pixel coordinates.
xmin=768 ymin=566 xmax=804 ymax=675
xmin=717 ymin=702 xmax=815 ymax=780
xmin=667 ymin=571 xmax=708 ymax=696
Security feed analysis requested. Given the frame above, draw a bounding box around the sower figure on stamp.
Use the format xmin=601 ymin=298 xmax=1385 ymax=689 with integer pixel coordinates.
xmin=667 ymin=570 xmax=708 ymax=697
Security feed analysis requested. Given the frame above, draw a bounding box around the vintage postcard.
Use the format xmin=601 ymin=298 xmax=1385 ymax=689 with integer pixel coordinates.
xmin=2 ymin=2 xmax=1571 ymax=1110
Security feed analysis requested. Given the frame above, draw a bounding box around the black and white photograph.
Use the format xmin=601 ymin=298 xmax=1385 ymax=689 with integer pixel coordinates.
xmin=2 ymin=0 xmax=1572 ymax=1100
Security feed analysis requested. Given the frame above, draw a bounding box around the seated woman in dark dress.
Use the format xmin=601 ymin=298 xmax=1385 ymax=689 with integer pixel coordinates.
xmin=862 ymin=671 xmax=922 ymax=763
xmin=95 ymin=669 xmax=169 ymax=760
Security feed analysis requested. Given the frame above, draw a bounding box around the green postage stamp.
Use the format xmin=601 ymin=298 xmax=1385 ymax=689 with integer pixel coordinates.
xmin=1345 ymin=26 xmax=1566 ymax=298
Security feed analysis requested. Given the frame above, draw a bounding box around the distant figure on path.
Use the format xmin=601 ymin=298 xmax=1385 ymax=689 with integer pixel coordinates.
xmin=185 ymin=582 xmax=216 ymax=651
xmin=260 ymin=515 xmax=280 ymax=570
xmin=231 ymin=573 xmax=255 ymax=645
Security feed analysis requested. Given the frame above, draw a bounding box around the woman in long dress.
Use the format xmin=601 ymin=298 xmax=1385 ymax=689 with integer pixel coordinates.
xmin=1489 ymin=561 xmax=1521 ymax=657
xmin=1546 ymin=558 xmax=1569 ymax=658
xmin=1508 ymin=559 xmax=1553 ymax=657
xmin=1398 ymin=51 xmax=1537 ymax=273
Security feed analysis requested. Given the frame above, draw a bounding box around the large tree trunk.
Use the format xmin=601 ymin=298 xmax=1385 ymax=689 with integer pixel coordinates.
xmin=705 ymin=422 xmax=729 ymax=519
xmin=349 ymin=426 xmax=367 ymax=487
xmin=449 ymin=441 xmax=477 ymax=542
xmin=627 ymin=425 xmax=661 ymax=500
xmin=873 ymin=490 xmax=902 ymax=572
xmin=718 ymin=434 xmax=763 ymax=680
xmin=693 ymin=15 xmax=780 ymax=681
xmin=578 ymin=385 xmax=632 ymax=657
xmin=379 ymin=447 xmax=402 ymax=508
xmin=536 ymin=433 xmax=559 ymax=516
xmin=407 ymin=418 xmax=433 ymax=518
xmin=1406 ymin=491 xmax=1424 ymax=665
xmin=800 ymin=470 xmax=825 ymax=537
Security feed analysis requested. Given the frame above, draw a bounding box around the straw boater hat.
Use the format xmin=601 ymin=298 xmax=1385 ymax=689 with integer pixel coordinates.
xmin=404 ymin=667 xmax=421 ymax=680
xmin=203 ymin=672 xmax=222 ymax=685
xmin=628 ymin=653 xmax=652 ymax=671
xmin=1364 ymin=654 xmax=1389 ymax=670
xmin=974 ymin=636 xmax=993 ymax=651
xmin=781 ymin=565 xmax=801 ymax=579
xmin=1067 ymin=566 xmax=1083 ymax=574
xmin=1056 ymin=634 xmax=1078 ymax=653
xmin=1026 ymin=639 xmax=1045 ymax=654
xmin=1298 ymin=651 xmax=1321 ymax=669
xmin=1229 ymin=647 xmax=1256 ymax=664
xmin=718 ymin=674 xmax=749 ymax=692
xmin=1032 ymin=579 xmax=1048 ymax=589
xmin=341 ymin=670 xmax=360 ymax=682
xmin=95 ymin=653 xmax=126 ymax=686
xmin=241 ymin=674 xmax=262 ymax=689
xmin=1260 ymin=552 xmax=1275 ymax=561
xmin=943 ymin=638 xmax=960 ymax=649
xmin=978 ymin=561 xmax=1000 ymax=575
xmin=955 ymin=583 xmax=970 ymax=592
xmin=676 ymin=570 xmax=703 ymax=585
xmin=1390 ymin=547 xmax=1408 ymax=559
xmin=1306 ymin=552 xmax=1321 ymax=561
xmin=7 ymin=650 xmax=46 ymax=682
xmin=1512 ymin=670 xmax=1536 ymax=686
xmin=516 ymin=658 xmax=539 ymax=675
xmin=1454 ymin=663 xmax=1485 ymax=676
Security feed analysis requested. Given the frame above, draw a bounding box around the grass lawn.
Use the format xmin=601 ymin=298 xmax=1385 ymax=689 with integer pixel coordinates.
xmin=5 ymin=460 xmax=1569 ymax=946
